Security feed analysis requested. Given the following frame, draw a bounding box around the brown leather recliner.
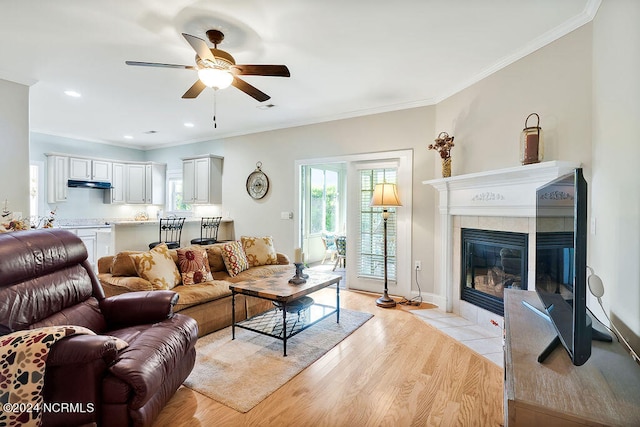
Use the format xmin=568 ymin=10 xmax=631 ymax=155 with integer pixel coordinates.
xmin=0 ymin=229 xmax=198 ymax=426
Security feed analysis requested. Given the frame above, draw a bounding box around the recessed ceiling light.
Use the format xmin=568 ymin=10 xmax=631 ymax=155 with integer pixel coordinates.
xmin=64 ymin=90 xmax=82 ymax=98
xmin=184 ymin=122 xmax=194 ymax=128
xmin=123 ymin=135 xmax=133 ymax=140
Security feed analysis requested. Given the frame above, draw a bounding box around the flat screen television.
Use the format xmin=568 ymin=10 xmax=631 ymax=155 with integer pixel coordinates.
xmin=535 ymin=168 xmax=591 ymax=366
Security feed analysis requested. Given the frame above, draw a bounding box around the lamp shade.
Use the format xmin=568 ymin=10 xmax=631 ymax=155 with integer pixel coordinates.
xmin=198 ymin=68 xmax=234 ymax=89
xmin=371 ymin=183 xmax=402 ymax=207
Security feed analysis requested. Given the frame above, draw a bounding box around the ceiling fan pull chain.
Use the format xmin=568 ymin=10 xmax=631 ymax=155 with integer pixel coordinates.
xmin=213 ymin=89 xmax=218 ymax=128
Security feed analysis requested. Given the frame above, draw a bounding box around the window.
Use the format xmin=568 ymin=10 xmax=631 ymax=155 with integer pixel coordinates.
xmin=166 ymin=171 xmax=191 ymax=214
xmin=309 ymin=167 xmax=339 ymax=234
xmin=358 ymin=168 xmax=397 ymax=281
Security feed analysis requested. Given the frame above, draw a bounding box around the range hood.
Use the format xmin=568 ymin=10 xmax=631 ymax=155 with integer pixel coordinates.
xmin=67 ymin=179 xmax=112 ymax=189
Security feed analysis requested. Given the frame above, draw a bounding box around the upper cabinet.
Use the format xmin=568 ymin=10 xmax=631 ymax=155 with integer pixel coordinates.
xmin=47 ymin=155 xmax=69 ymax=203
xmin=47 ymin=153 xmax=166 ymax=205
xmin=182 ymin=155 xmax=223 ymax=205
xmin=105 ymin=162 xmax=126 ymax=204
xmin=69 ymin=157 xmax=112 ymax=182
xmin=126 ymin=162 xmax=166 ymax=205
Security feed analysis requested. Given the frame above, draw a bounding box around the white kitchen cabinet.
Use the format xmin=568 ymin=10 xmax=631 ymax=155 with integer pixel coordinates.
xmin=77 ymin=229 xmax=97 ymax=269
xmin=126 ymin=162 xmax=166 ymax=205
xmin=92 ymin=160 xmax=112 ymax=181
xmin=182 ymin=155 xmax=223 ymax=204
xmin=65 ymin=227 xmax=112 ymax=270
xmin=105 ymin=162 xmax=125 ymax=204
xmin=47 ymin=155 xmax=69 ymax=203
xmin=69 ymin=157 xmax=91 ymax=180
xmin=69 ymin=157 xmax=112 ymax=182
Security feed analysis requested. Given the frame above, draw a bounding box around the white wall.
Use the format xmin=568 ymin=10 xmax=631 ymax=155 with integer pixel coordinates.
xmin=0 ymin=79 xmax=29 ymax=216
xmin=591 ymin=0 xmax=640 ymax=343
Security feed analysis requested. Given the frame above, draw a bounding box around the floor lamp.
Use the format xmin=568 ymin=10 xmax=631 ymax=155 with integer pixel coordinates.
xmin=371 ymin=183 xmax=402 ymax=308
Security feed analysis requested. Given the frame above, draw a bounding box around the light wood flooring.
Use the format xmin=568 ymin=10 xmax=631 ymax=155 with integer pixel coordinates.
xmin=153 ymin=288 xmax=504 ymax=427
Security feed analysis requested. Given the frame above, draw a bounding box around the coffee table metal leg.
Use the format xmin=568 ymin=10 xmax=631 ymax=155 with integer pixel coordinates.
xmin=232 ymin=291 xmax=236 ymax=340
xmin=282 ymin=302 xmax=287 ymax=357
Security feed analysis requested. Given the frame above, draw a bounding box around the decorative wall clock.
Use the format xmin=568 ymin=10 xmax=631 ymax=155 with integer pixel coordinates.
xmin=246 ymin=161 xmax=269 ymax=199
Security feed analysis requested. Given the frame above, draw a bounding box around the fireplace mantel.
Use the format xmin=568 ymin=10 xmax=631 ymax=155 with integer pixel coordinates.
xmin=422 ymin=160 xmax=580 ymax=313
xmin=423 ymin=161 xmax=580 ymax=217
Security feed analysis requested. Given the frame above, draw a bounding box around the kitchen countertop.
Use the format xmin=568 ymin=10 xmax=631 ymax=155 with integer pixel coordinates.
xmin=56 ymin=217 xmax=233 ymax=228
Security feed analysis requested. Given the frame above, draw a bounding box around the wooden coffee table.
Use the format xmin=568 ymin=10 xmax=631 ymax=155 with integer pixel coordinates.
xmin=229 ymin=270 xmax=341 ymax=356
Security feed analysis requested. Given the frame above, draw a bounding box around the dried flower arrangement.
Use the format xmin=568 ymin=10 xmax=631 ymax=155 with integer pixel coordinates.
xmin=428 ymin=132 xmax=455 ymax=159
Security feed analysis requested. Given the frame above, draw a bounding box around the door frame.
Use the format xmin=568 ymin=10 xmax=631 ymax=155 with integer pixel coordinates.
xmin=294 ymin=149 xmax=413 ymax=298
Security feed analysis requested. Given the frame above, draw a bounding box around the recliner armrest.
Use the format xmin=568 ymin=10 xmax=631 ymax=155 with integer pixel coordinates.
xmin=46 ymin=334 xmax=118 ymax=367
xmin=100 ymin=291 xmax=179 ymax=327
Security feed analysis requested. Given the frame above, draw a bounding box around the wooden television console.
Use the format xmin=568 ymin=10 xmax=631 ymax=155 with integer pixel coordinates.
xmin=503 ymin=289 xmax=640 ymax=426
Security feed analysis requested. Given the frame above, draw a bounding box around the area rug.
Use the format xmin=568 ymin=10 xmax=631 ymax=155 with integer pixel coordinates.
xmin=183 ymin=308 xmax=373 ymax=413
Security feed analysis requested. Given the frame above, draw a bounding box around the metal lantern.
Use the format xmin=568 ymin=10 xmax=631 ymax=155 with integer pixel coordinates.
xmin=520 ymin=113 xmax=544 ymax=165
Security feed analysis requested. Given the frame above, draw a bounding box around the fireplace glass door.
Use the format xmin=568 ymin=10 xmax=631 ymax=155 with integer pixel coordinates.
xmin=461 ymin=229 xmax=528 ymax=315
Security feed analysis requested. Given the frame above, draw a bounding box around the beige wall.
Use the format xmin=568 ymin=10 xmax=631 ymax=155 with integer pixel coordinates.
xmin=434 ymin=24 xmax=593 ymax=176
xmin=591 ymin=0 xmax=640 ymax=341
xmin=0 ymin=79 xmax=29 ymax=217
xmin=430 ymin=24 xmax=593 ymax=304
xmin=210 ymin=107 xmax=437 ymax=295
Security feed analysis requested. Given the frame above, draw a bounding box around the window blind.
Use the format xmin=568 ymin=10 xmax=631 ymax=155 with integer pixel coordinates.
xmin=358 ymin=168 xmax=397 ymax=281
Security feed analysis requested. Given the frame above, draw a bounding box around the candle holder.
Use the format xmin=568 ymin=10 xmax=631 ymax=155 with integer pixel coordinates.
xmin=289 ymin=263 xmax=307 ymax=285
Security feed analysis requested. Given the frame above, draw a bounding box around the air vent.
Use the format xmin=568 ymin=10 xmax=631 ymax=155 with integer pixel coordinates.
xmin=256 ymin=104 xmax=276 ymax=110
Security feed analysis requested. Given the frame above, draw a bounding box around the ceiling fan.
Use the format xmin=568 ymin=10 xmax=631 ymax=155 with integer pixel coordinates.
xmin=126 ymin=29 xmax=290 ymax=102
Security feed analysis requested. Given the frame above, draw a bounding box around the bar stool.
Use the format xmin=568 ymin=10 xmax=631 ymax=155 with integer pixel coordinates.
xmin=149 ymin=217 xmax=185 ymax=249
xmin=190 ymin=217 xmax=222 ymax=245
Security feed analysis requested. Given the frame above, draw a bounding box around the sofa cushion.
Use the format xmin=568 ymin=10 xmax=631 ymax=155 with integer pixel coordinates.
xmin=241 ymin=236 xmax=278 ymax=267
xmin=211 ymin=264 xmax=292 ymax=282
xmin=177 ymin=247 xmax=213 ymax=285
xmin=220 ymin=241 xmax=250 ymax=277
xmin=111 ymin=251 xmax=140 ymax=277
xmin=130 ymin=243 xmax=181 ymax=290
xmin=171 ymin=281 xmax=232 ymax=311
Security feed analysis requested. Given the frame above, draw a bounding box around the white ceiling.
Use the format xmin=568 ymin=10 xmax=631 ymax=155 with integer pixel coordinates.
xmin=0 ymin=0 xmax=597 ymax=149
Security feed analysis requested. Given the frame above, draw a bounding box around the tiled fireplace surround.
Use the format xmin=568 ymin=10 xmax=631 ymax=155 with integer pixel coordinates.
xmin=423 ymin=161 xmax=581 ymax=336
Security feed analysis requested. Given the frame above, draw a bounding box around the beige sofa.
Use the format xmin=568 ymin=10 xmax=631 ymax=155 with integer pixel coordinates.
xmin=97 ymin=242 xmax=292 ymax=337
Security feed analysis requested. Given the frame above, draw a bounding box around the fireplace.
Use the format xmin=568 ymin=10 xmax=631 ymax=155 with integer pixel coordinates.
xmin=461 ymin=229 xmax=528 ymax=315
xmin=423 ymin=161 xmax=581 ymax=326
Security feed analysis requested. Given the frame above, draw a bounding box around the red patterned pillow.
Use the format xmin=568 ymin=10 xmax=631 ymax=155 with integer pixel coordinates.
xmin=220 ymin=241 xmax=250 ymax=277
xmin=177 ymin=247 xmax=213 ymax=285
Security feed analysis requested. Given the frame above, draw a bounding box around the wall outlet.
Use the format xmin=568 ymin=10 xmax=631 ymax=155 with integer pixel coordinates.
xmin=414 ymin=260 xmax=422 ymax=271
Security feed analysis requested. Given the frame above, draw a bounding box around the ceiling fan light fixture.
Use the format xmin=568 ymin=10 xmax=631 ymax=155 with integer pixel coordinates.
xmin=198 ymin=68 xmax=233 ymax=90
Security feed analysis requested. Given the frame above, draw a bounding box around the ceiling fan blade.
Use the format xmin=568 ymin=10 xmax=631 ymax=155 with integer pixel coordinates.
xmin=126 ymin=61 xmax=196 ymax=70
xmin=182 ymin=33 xmax=215 ymax=63
xmin=231 ymin=64 xmax=290 ymax=77
xmin=182 ymin=80 xmax=207 ymax=99
xmin=232 ymin=77 xmax=271 ymax=102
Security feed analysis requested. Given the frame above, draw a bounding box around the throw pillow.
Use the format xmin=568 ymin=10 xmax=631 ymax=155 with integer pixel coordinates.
xmin=177 ymin=247 xmax=213 ymax=285
xmin=130 ymin=243 xmax=181 ymax=290
xmin=220 ymin=241 xmax=250 ymax=277
xmin=205 ymin=245 xmax=227 ymax=272
xmin=241 ymin=236 xmax=278 ymax=267
xmin=110 ymin=251 xmax=140 ymax=276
